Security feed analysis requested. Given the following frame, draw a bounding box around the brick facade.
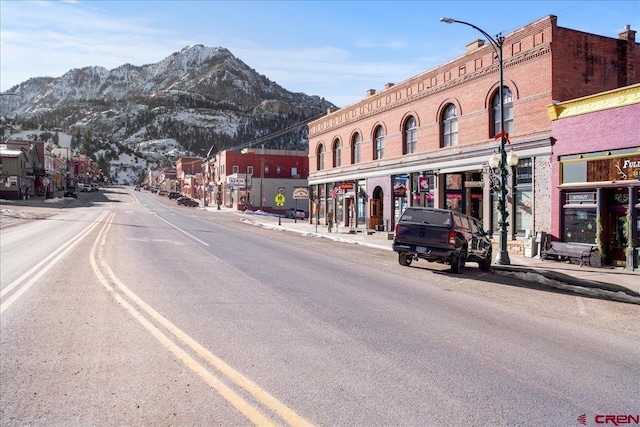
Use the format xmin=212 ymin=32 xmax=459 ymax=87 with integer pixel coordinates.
xmin=307 ymin=15 xmax=639 ymax=259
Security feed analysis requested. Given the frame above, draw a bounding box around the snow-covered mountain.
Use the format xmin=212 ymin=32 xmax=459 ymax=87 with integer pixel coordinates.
xmin=1 ymin=45 xmax=335 ymax=155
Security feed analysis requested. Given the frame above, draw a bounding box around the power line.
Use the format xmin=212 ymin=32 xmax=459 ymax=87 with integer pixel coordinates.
xmin=226 ymin=111 xmax=327 ymax=153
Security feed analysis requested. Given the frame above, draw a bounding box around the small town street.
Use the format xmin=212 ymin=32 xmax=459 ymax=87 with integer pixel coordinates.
xmin=1 ymin=187 xmax=639 ymax=426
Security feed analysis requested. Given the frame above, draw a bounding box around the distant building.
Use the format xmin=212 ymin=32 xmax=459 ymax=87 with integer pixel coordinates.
xmin=210 ymin=148 xmax=309 ymax=212
xmin=176 ymin=157 xmax=203 ymax=198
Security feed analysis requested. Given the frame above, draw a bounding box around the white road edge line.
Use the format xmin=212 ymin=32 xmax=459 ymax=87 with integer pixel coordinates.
xmin=0 ymin=212 xmax=109 ymax=314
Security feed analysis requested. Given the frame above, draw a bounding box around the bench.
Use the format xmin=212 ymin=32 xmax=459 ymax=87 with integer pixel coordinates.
xmin=540 ymin=241 xmax=597 ymax=267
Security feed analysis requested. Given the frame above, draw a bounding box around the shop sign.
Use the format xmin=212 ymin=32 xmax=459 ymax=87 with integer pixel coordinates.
xmin=418 ymin=176 xmax=429 ymax=192
xmin=393 ymin=177 xmax=408 ymax=197
xmin=293 ymin=187 xmax=309 ymax=199
xmin=227 ymin=177 xmax=245 ymax=187
xmin=567 ymin=192 xmax=596 ymax=203
xmin=339 ymin=182 xmax=354 ymax=190
xmin=587 ymin=154 xmax=640 ymax=182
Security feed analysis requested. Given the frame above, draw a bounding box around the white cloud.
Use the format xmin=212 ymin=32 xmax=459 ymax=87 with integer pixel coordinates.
xmin=0 ymin=1 xmax=190 ymax=90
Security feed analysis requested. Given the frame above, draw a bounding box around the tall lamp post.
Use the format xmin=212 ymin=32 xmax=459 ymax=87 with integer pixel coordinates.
xmin=440 ymin=17 xmax=517 ymax=265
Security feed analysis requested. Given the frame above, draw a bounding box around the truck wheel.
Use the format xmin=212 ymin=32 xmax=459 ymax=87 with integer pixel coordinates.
xmin=399 ymin=253 xmax=412 ymax=266
xmin=451 ymin=250 xmax=466 ymax=273
xmin=479 ymin=249 xmax=492 ymax=271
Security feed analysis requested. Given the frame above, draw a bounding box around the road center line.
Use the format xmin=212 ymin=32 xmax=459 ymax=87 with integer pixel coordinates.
xmin=91 ymin=213 xmax=315 ymax=427
xmin=153 ymin=213 xmax=210 ymax=246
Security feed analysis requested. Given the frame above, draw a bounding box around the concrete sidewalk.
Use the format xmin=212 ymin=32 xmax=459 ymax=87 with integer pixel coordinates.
xmin=226 ymin=209 xmax=640 ymax=304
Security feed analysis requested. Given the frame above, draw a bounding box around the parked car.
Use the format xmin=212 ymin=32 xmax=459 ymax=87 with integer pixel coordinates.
xmin=168 ymin=191 xmax=181 ymax=199
xmin=91 ymin=183 xmax=100 ymax=191
xmin=285 ymin=208 xmax=306 ymax=219
xmin=177 ymin=197 xmax=199 ymax=207
xmin=158 ymin=190 xmax=168 ymax=196
xmin=392 ymin=207 xmax=492 ymax=273
xmin=78 ymin=183 xmax=91 ymax=192
xmin=63 ymin=186 xmax=78 ymax=198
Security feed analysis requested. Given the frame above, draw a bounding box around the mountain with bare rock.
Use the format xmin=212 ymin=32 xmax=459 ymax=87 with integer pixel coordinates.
xmin=1 ymin=45 xmax=335 ymax=161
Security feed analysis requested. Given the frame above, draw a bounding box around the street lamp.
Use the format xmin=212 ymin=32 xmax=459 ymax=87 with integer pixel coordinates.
xmin=440 ymin=17 xmax=515 ymax=265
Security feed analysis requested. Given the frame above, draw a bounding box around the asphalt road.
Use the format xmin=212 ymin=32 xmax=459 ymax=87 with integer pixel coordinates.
xmin=1 ymin=187 xmax=638 ymax=426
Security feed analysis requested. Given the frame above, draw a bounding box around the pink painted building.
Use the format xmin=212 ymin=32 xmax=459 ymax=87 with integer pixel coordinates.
xmin=548 ymin=84 xmax=640 ymax=267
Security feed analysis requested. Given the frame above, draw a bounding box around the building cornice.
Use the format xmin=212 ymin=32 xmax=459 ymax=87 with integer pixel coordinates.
xmin=547 ymin=84 xmax=640 ymax=120
xmin=310 ymin=43 xmax=551 ymax=139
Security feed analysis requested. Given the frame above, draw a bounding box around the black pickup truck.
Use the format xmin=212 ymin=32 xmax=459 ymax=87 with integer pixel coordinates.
xmin=392 ymin=207 xmax=492 ymax=273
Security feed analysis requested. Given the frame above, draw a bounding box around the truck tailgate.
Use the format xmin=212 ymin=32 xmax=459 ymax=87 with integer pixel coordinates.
xmin=395 ymin=223 xmax=451 ymax=249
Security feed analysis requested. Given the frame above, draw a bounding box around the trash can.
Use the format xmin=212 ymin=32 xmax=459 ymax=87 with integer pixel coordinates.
xmin=524 ymin=236 xmax=537 ymax=257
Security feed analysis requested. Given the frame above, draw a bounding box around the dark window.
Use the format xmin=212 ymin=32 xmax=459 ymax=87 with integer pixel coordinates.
xmin=400 ymin=208 xmax=451 ymax=226
xmin=374 ymin=126 xmax=384 ymax=160
xmin=491 ymin=86 xmax=513 ymax=137
xmin=333 ymin=139 xmax=341 ymax=167
xmin=317 ymin=144 xmax=324 ymax=170
xmin=351 ymin=133 xmax=361 ymax=164
xmin=564 ymin=209 xmax=597 ymax=244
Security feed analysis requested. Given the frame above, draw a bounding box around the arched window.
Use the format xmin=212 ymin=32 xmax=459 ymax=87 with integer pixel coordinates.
xmin=491 ymin=86 xmax=514 ymax=137
xmin=374 ymin=126 xmax=384 ymax=160
xmin=317 ymin=144 xmax=325 ymax=170
xmin=333 ymin=138 xmax=341 ymax=167
xmin=442 ymin=104 xmax=458 ymax=147
xmin=404 ymin=116 xmax=417 ymax=154
xmin=351 ymin=133 xmax=361 ymax=164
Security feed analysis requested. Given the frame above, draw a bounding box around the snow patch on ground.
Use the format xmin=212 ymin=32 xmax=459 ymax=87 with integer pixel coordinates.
xmin=495 ymin=270 xmax=640 ymax=304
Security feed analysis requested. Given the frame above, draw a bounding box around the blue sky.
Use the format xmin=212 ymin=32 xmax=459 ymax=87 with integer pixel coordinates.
xmin=1 ymin=0 xmax=639 ymax=107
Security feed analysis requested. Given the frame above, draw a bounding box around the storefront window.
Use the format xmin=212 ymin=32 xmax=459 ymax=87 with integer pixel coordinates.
xmin=515 ymin=158 xmax=533 ymax=235
xmin=394 ymin=175 xmax=409 ymax=224
xmin=318 ymin=185 xmax=326 ymax=221
xmin=446 ymin=193 xmax=462 ymax=212
xmin=357 ymin=181 xmax=366 ymax=226
xmin=564 ymin=209 xmax=597 ymax=244
xmin=515 ymin=190 xmax=533 ymax=234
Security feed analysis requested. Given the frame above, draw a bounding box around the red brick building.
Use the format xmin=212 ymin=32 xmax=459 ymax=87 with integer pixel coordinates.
xmin=211 ymin=148 xmax=309 ymax=213
xmin=308 ymin=15 xmax=639 ymax=257
xmin=176 ymin=157 xmax=203 ymax=198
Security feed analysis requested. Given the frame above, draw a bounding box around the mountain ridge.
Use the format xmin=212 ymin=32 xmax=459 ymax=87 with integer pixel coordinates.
xmin=1 ymin=44 xmax=334 ymax=157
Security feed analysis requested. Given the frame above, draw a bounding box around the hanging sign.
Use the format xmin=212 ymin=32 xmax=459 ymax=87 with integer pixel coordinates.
xmin=293 ymin=187 xmax=309 ymax=199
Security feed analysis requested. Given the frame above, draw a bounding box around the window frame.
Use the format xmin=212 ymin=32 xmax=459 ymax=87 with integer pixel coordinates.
xmin=351 ymin=133 xmax=361 ymax=164
xmin=374 ymin=126 xmax=384 ymax=160
xmin=317 ymin=144 xmax=325 ymax=170
xmin=333 ymin=138 xmax=341 ymax=167
xmin=442 ymin=104 xmax=458 ymax=148
xmin=491 ymin=86 xmax=514 ymax=137
xmin=404 ymin=116 xmax=417 ymax=154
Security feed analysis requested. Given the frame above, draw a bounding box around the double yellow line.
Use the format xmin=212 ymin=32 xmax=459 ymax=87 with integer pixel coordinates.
xmin=90 ymin=212 xmax=316 ymax=427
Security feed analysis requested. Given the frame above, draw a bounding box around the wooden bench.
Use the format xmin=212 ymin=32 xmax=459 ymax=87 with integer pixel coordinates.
xmin=540 ymin=241 xmax=596 ymax=267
